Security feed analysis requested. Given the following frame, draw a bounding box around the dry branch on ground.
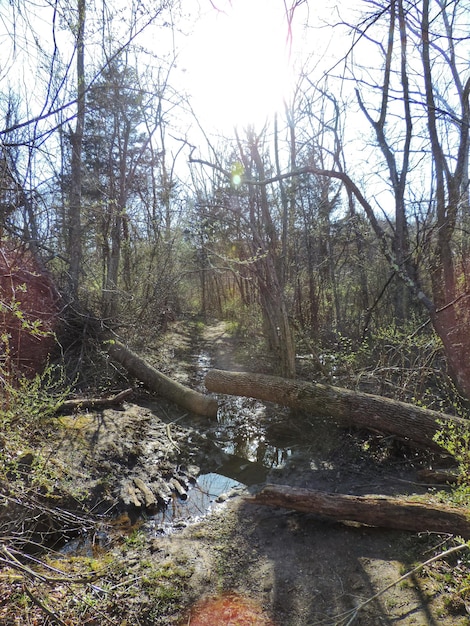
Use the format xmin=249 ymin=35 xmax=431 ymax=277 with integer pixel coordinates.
xmin=57 ymin=388 xmax=134 ymax=412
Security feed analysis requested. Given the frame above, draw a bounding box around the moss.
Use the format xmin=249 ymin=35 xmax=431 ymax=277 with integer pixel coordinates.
xmin=58 ymin=414 xmax=95 ymax=431
xmin=124 ymin=528 xmax=147 ymax=548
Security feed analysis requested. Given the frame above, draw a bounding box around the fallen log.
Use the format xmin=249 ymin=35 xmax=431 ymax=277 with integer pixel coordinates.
xmin=205 ymin=369 xmax=465 ymax=450
xmin=106 ymin=340 xmax=218 ymax=418
xmin=57 ymin=388 xmax=134 ymax=412
xmin=248 ymin=484 xmax=470 ymax=538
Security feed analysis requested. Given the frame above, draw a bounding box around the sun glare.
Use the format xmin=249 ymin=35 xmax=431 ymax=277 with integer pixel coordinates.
xmin=182 ymin=0 xmax=293 ymax=131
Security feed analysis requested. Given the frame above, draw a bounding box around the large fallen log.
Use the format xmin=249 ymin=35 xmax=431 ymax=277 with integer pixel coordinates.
xmin=106 ymin=340 xmax=218 ymax=418
xmin=248 ymin=484 xmax=470 ymax=537
xmin=205 ymin=369 xmax=466 ymax=450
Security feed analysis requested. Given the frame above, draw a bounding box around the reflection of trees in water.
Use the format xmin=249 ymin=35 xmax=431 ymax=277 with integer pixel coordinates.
xmin=153 ymin=472 xmax=241 ymax=530
xmin=213 ymin=392 xmax=298 ymax=472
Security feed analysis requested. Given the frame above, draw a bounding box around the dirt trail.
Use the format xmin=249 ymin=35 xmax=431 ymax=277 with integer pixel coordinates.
xmin=21 ymin=320 xmax=467 ymax=625
xmin=145 ymin=321 xmax=466 ymax=625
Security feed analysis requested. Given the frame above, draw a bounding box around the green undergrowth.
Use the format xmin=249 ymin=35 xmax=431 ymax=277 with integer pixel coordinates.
xmin=0 ymin=362 xmax=71 ymax=486
xmin=0 ymin=537 xmax=194 ymax=625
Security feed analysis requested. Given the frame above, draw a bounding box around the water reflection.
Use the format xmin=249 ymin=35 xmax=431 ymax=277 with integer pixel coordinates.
xmin=189 ymin=340 xmax=298 ymax=477
xmin=146 ymin=472 xmax=242 ymax=535
xmin=214 ymin=396 xmax=293 ymax=470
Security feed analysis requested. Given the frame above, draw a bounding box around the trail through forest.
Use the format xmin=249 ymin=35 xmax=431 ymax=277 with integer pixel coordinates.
xmin=91 ymin=320 xmax=470 ymax=624
xmin=2 ymin=320 xmax=467 ymax=625
xmin=165 ymin=321 xmax=468 ymax=626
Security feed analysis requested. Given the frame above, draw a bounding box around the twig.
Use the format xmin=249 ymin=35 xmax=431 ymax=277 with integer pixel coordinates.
xmin=0 ymin=545 xmax=48 ymax=583
xmin=57 ymin=387 xmax=133 ymax=412
xmin=166 ymin=423 xmax=180 ymax=451
xmin=336 ymin=541 xmax=468 ymax=626
xmin=23 ymin=584 xmax=68 ymax=626
xmin=0 ymin=545 xmax=103 ymax=586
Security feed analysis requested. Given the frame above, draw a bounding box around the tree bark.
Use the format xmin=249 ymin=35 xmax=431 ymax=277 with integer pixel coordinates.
xmin=68 ymin=0 xmax=86 ymax=299
xmin=106 ymin=340 xmax=218 ymax=418
xmin=205 ymin=369 xmax=466 ymax=450
xmin=57 ymin=388 xmax=133 ymax=412
xmin=248 ymin=484 xmax=470 ymax=538
xmin=235 ymin=129 xmax=297 ymax=379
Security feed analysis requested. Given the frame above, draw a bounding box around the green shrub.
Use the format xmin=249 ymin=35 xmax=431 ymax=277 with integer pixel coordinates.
xmin=0 ymin=360 xmax=71 ymax=480
xmin=0 ymin=362 xmax=69 ymax=425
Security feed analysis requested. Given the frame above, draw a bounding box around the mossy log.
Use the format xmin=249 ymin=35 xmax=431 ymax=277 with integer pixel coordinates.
xmin=106 ymin=340 xmax=218 ymax=418
xmin=248 ymin=484 xmax=470 ymax=537
xmin=205 ymin=369 xmax=466 ymax=450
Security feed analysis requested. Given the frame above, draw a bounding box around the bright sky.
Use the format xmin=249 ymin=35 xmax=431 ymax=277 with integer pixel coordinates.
xmin=179 ymin=0 xmax=301 ymax=132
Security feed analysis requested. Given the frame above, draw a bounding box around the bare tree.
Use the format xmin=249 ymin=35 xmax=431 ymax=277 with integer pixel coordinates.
xmin=276 ymin=0 xmax=470 ymax=397
xmin=419 ymin=0 xmax=470 ymax=397
xmin=68 ymin=0 xmax=86 ymax=300
xmin=236 ymin=126 xmax=296 ymax=378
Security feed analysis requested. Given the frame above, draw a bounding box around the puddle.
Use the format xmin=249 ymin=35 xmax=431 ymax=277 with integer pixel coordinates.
xmin=67 ymin=335 xmax=343 ymax=549
xmin=187 ymin=346 xmax=297 ymax=487
xmin=146 ymin=472 xmax=243 ymax=535
xmin=57 ymin=332 xmax=344 ymax=556
xmin=60 ymin=529 xmax=110 ymax=557
xmin=215 ymin=397 xmax=294 ymax=469
xmin=60 ymin=472 xmax=244 ymax=554
xmin=193 ymin=350 xmax=212 ymax=374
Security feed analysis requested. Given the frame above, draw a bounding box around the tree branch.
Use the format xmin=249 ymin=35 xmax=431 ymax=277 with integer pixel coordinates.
xmin=253 ymin=165 xmax=434 ymax=311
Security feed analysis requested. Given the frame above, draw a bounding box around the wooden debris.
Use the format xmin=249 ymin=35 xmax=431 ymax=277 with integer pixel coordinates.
xmin=205 ymin=368 xmax=466 ymax=450
xmin=153 ymin=479 xmax=173 ymax=505
xmin=106 ymin=340 xmax=218 ymax=418
xmin=248 ymin=483 xmax=470 ymax=538
xmin=170 ymin=477 xmax=188 ymax=500
xmin=120 ymin=481 xmax=141 ymax=508
xmin=119 ymin=468 xmax=196 ymax=512
xmin=58 ymin=388 xmax=133 ymax=412
xmin=133 ymin=477 xmax=157 ymax=509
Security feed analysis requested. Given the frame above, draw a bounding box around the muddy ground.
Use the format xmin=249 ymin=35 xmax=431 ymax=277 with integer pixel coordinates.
xmin=2 ymin=320 xmax=469 ymax=625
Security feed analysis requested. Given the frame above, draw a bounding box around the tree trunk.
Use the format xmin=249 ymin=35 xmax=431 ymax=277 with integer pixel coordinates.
xmin=205 ymin=369 xmax=466 ymax=450
xmin=236 ymin=129 xmax=297 ymax=379
xmin=248 ymin=484 xmax=470 ymax=538
xmin=107 ymin=340 xmax=218 ymax=418
xmin=102 ymin=210 xmax=122 ymax=319
xmin=68 ymin=0 xmax=86 ymax=299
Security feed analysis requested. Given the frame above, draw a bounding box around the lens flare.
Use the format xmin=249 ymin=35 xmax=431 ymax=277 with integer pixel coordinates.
xmin=185 ymin=592 xmax=277 ymax=626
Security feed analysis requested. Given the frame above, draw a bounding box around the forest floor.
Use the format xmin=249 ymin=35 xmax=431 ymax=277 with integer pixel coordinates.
xmin=1 ymin=320 xmax=470 ymax=625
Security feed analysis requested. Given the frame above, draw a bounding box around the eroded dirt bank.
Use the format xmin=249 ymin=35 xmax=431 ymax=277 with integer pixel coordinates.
xmin=1 ymin=320 xmax=468 ymax=625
